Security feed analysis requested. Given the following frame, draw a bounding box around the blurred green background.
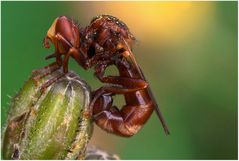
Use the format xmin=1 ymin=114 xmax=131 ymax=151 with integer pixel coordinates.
xmin=1 ymin=1 xmax=237 ymax=159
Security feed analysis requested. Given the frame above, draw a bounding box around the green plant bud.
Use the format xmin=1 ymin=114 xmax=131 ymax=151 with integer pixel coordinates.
xmin=2 ymin=69 xmax=93 ymax=160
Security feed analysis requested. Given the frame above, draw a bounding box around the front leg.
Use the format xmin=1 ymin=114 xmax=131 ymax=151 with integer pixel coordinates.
xmin=32 ymin=62 xmax=61 ymax=86
xmin=62 ymin=47 xmax=78 ymax=73
xmin=94 ymin=62 xmax=148 ymax=92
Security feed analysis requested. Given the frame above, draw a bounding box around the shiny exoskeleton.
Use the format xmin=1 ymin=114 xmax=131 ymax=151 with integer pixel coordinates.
xmin=34 ymin=15 xmax=169 ymax=137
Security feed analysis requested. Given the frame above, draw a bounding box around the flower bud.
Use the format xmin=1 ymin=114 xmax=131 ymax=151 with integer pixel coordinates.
xmin=2 ymin=69 xmax=93 ymax=160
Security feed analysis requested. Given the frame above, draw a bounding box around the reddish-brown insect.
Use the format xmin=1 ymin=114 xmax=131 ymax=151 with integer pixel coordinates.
xmin=34 ymin=15 xmax=169 ymax=137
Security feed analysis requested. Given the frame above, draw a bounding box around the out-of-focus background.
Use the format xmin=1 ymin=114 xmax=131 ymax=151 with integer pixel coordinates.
xmin=1 ymin=2 xmax=237 ymax=159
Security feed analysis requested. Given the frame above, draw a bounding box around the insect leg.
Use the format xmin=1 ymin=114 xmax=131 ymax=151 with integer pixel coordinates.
xmin=44 ymin=52 xmax=62 ymax=67
xmin=40 ymin=72 xmax=65 ymax=93
xmin=32 ymin=62 xmax=61 ymax=86
xmin=94 ymin=62 xmax=148 ymax=90
xmin=90 ymin=74 xmax=149 ymax=116
xmin=91 ymin=61 xmax=148 ymax=110
xmin=62 ymin=47 xmax=79 ymax=73
xmin=99 ymin=76 xmax=148 ymax=90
